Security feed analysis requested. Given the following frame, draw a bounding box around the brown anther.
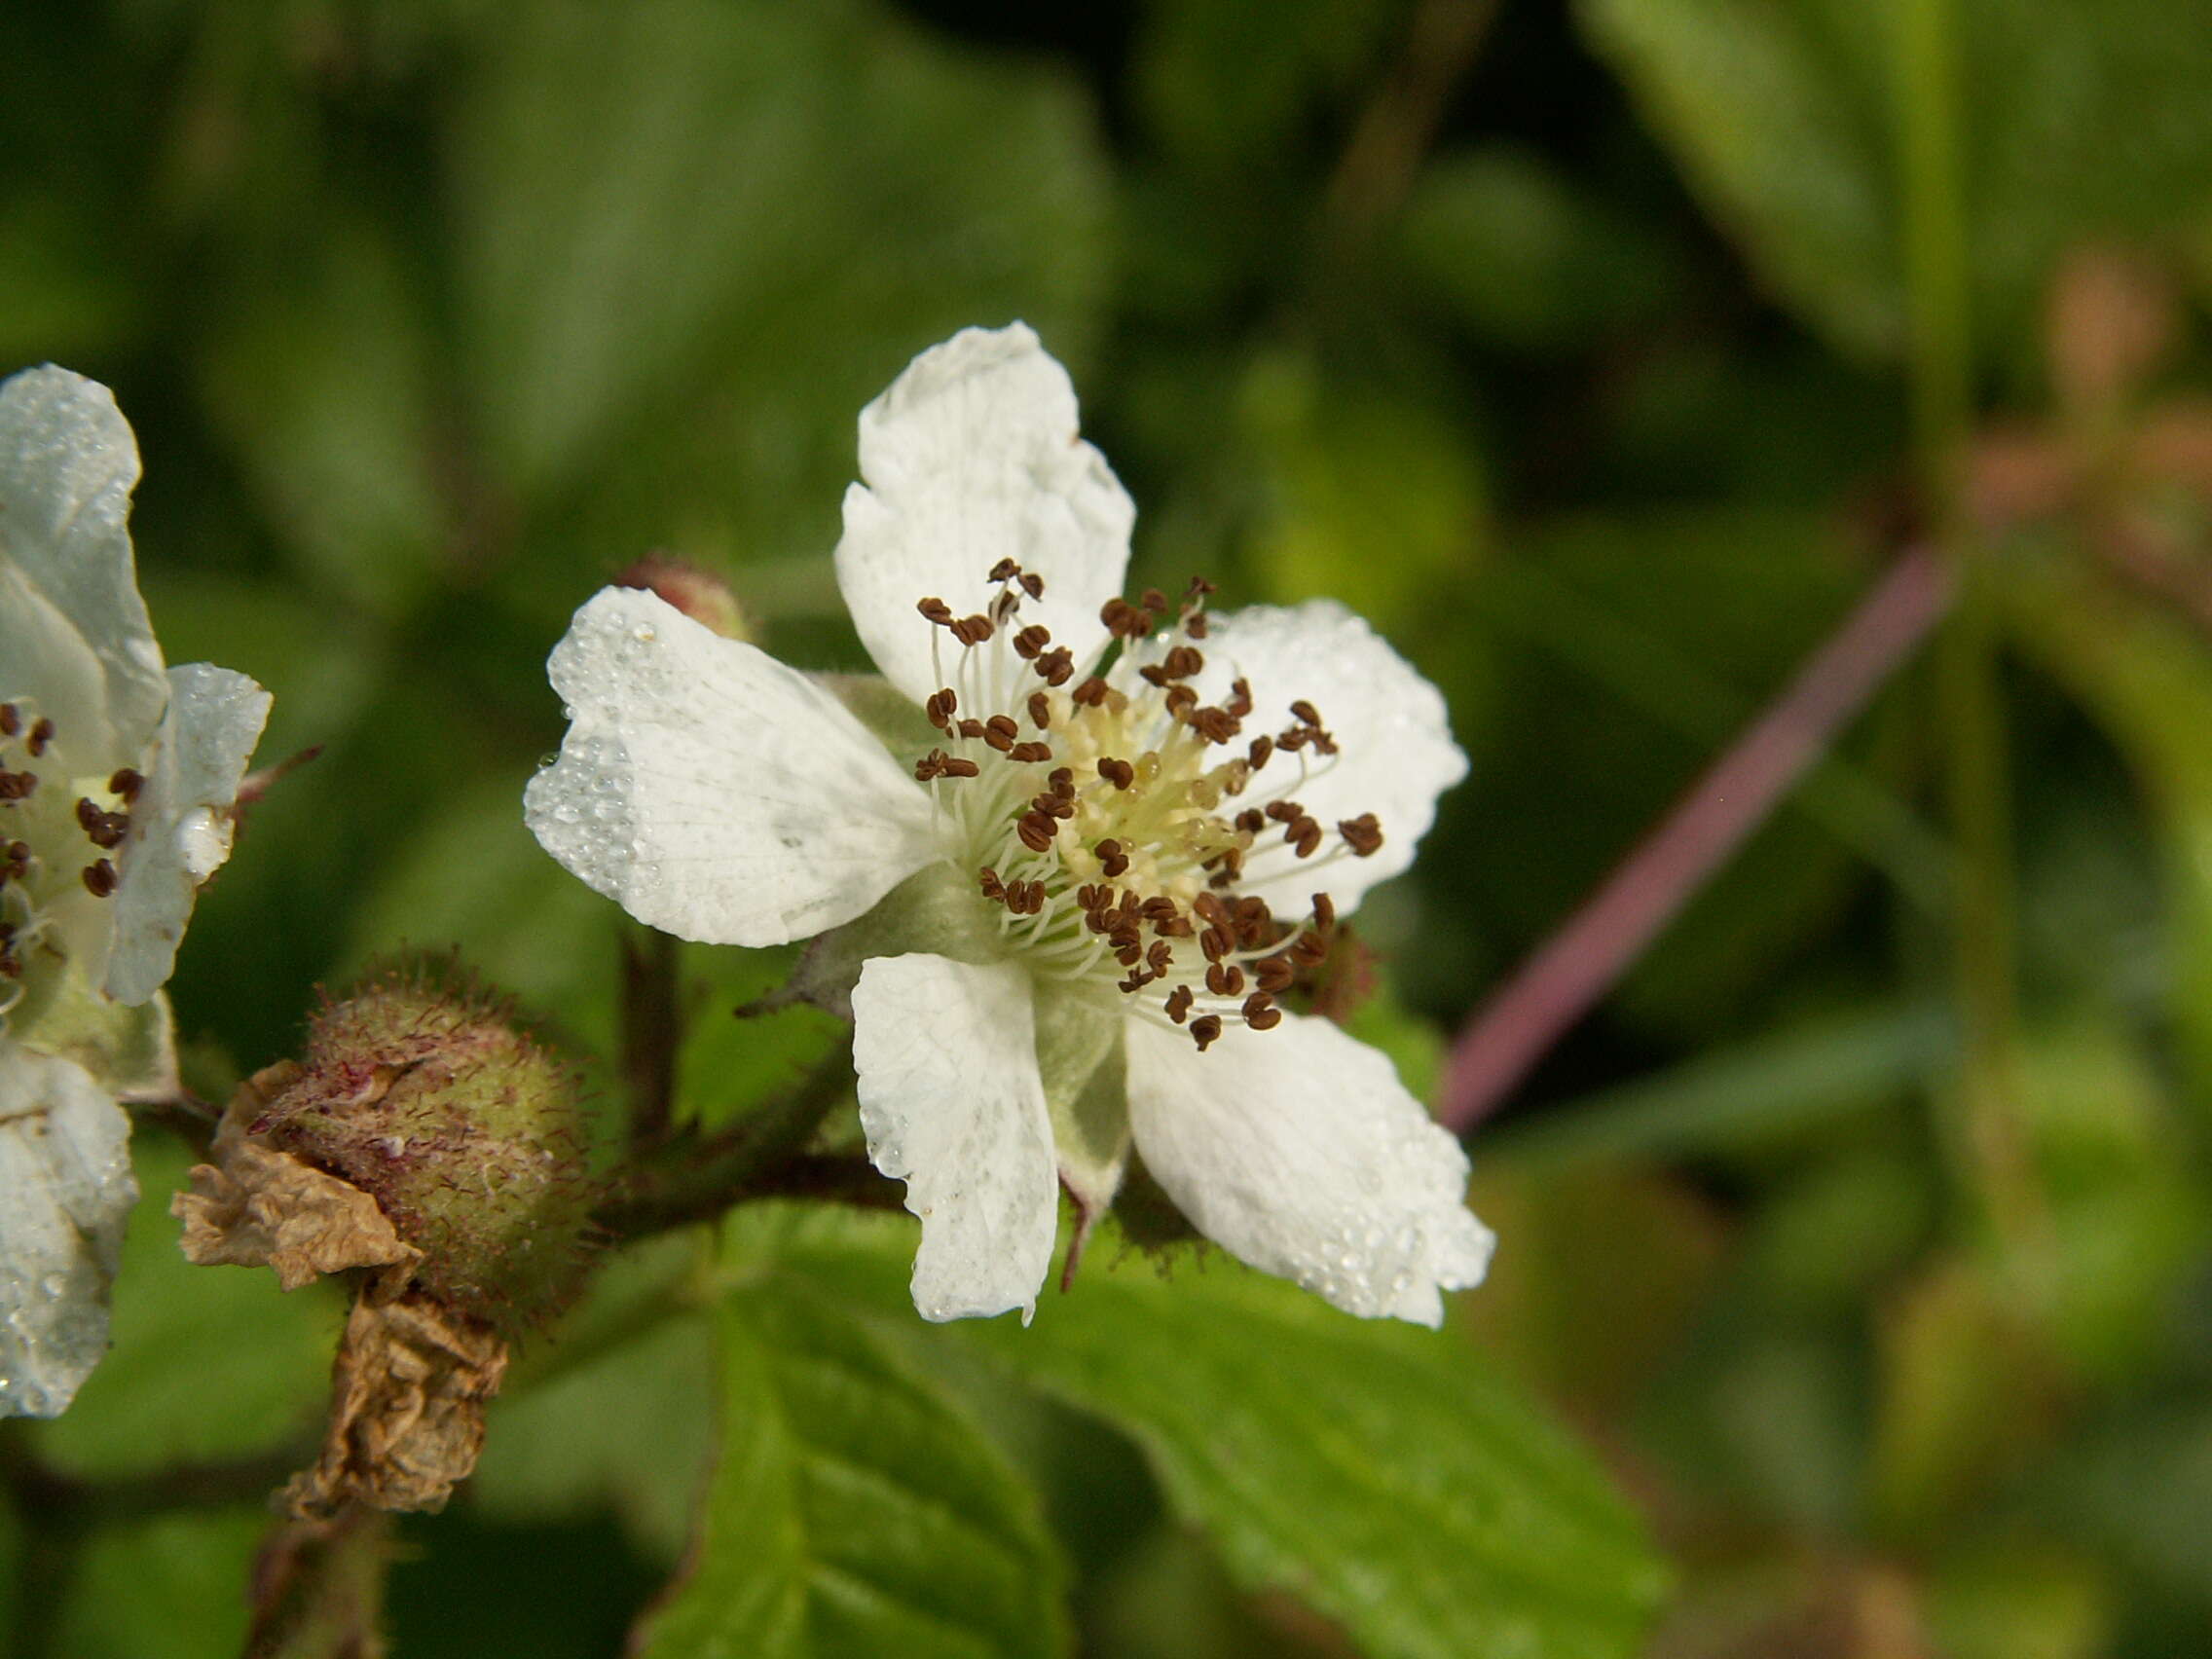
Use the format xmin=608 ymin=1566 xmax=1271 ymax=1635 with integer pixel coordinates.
xmin=1095 ymin=838 xmax=1128 ymax=878
xmin=1232 ymin=896 xmax=1274 ymax=941
xmin=951 ymin=614 xmax=994 ymax=646
xmin=1235 ymin=808 xmax=1266 ymax=834
xmin=982 ymin=726 xmax=1015 ymax=755
xmin=1163 ymin=684 xmax=1198 ymax=719
xmin=1205 ymin=962 xmax=1246 ymax=997
xmin=1199 ymin=925 xmax=1235 ymax=963
xmin=1255 ymin=955 xmax=1296 ymax=993
xmin=1289 ymin=699 xmax=1322 ymax=726
xmin=987 ymin=557 xmax=1021 ymax=583
xmin=1013 ymin=625 xmax=1051 ymax=660
xmin=1243 ymin=999 xmax=1282 ymax=1032
xmin=1154 ymin=915 xmax=1195 ymax=939
xmin=82 ymin=858 xmax=118 ymax=897
xmin=1096 ymin=756 xmax=1134 ymax=791
xmin=2 ymin=841 xmax=27 ymax=881
xmin=1289 ymin=931 xmax=1329 ymax=968
xmin=1049 ymin=766 xmax=1075 ymax=794
xmin=1289 ymin=817 xmax=1323 ymax=858
xmin=1161 ymin=645 xmax=1204 ymax=680
xmin=925 ymin=689 xmax=958 ymax=731
xmin=1188 ymin=707 xmax=1239 ymax=745
xmin=1071 ymin=677 xmax=1110 ymax=707
xmin=914 ymin=751 xmax=948 ymax=782
xmin=1338 ymin=814 xmax=1384 ymax=857
xmin=1010 ymin=742 xmax=1053 ymax=765
xmin=0 ymin=771 xmax=34 ymax=802
xmin=1076 ymin=883 xmax=1107 ymax=912
xmin=918 ymin=597 xmax=954 ymax=626
xmin=1020 ymin=571 xmax=1045 ymax=600
xmin=1279 ymin=727 xmax=1309 ymax=753
xmin=1118 ymin=970 xmax=1154 ymax=994
xmin=1017 ymin=812 xmax=1058 ymax=853
xmin=942 ymin=756 xmax=980 ymax=779
xmin=957 ymin=719 xmax=986 ymax=739
xmin=1084 ymin=906 xmax=1113 ymax=935
xmin=74 ymin=797 xmax=129 ymax=849
xmin=1191 ymin=891 xmax=1229 ymax=927
xmin=985 ymin=713 xmax=1019 ymax=745
xmin=1183 ymin=576 xmax=1216 ymax=602
xmin=992 ymin=587 xmax=1021 ymax=623
xmin=27 ymin=719 xmax=54 ymax=757
xmin=1189 ymin=1014 xmax=1223 ymax=1052
xmin=1247 ymin=735 xmax=1273 ymax=769
xmin=1027 ymin=691 xmax=1051 ymax=728
xmin=978 ymin=868 xmax=1007 ymax=902
xmin=1147 ymin=940 xmax=1174 ymax=976
xmin=1142 ymin=587 xmax=1171 ymax=612
xmin=1186 ymin=611 xmax=1210 ymax=640
xmin=1035 ymin=647 xmax=1075 ymax=686
xmin=1114 ymin=944 xmax=1144 ymax=970
xmin=1226 ymin=678 xmax=1253 ymax=719
xmin=1163 ymin=985 xmax=1195 ymax=1024
xmin=1265 ymin=799 xmax=1303 ymax=824
xmin=1137 ymin=662 xmax=1169 ymax=687
xmin=1310 ymin=892 xmax=1336 ymax=933
xmin=1206 ymin=847 xmax=1245 ymax=885
xmin=0 ymin=705 xmax=16 ymax=738
xmin=1031 ymin=790 xmax=1074 ymax=820
xmin=1140 ymin=896 xmax=1181 ymax=924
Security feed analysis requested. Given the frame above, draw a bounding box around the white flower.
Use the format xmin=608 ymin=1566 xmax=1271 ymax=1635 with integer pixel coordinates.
xmin=528 ymin=324 xmax=1493 ymax=1325
xmin=1 ymin=366 xmax=272 ymax=1417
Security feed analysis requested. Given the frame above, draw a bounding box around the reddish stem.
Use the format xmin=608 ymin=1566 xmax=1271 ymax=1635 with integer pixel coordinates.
xmin=1437 ymin=545 xmax=1954 ymax=1131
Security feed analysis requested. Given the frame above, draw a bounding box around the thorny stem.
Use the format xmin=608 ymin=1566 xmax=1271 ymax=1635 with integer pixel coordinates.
xmin=594 ymin=1038 xmax=862 ymax=1239
xmin=1438 ymin=545 xmax=1953 ymax=1130
xmin=620 ymin=929 xmax=682 ymax=1145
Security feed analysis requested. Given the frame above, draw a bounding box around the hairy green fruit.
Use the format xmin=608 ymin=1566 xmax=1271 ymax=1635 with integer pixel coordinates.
xmin=253 ymin=966 xmax=599 ymax=1333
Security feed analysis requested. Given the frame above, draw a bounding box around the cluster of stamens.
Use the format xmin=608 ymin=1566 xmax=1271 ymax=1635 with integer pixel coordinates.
xmin=0 ymin=699 xmax=141 ymax=998
xmin=909 ymin=560 xmax=1383 ymax=1051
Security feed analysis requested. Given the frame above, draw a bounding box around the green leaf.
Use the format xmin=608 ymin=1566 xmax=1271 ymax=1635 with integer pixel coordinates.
xmin=738 ymin=1207 xmax=1667 ymax=1659
xmin=447 ymin=0 xmax=1110 ymax=620
xmin=1576 ymin=0 xmax=2212 ymax=358
xmin=632 ymin=1279 xmax=1071 ymax=1659
xmin=50 ymin=1506 xmax=270 ymax=1659
xmin=27 ymin=1132 xmax=339 ymax=1481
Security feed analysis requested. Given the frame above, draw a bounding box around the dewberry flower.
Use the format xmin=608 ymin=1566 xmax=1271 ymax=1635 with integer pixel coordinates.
xmin=0 ymin=366 xmax=272 ymax=1417
xmin=527 ymin=325 xmax=1492 ymax=1325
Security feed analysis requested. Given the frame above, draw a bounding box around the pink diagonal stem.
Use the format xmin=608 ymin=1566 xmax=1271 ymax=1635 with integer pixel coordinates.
xmin=1437 ymin=544 xmax=1954 ymax=1132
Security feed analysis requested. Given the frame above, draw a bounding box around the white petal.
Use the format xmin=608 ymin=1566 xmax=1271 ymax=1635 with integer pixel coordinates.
xmin=1186 ymin=600 xmax=1467 ymax=917
xmin=104 ymin=664 xmax=273 ymax=1006
xmin=0 ymin=367 xmax=168 ymax=756
xmin=526 ymin=588 xmax=941 ymax=947
xmin=0 ymin=1041 xmax=136 ymax=1418
xmin=852 ymin=953 xmax=1060 ymax=1322
xmin=834 ymin=324 xmax=1134 ymax=705
xmin=1124 ymin=1011 xmax=1493 ymax=1326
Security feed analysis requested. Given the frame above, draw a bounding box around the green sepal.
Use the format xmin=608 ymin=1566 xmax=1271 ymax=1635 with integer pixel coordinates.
xmin=1031 ymin=978 xmax=1128 ymax=1216
xmin=790 ymin=862 xmax=1007 ymax=1017
xmin=9 ymin=964 xmax=177 ymax=1100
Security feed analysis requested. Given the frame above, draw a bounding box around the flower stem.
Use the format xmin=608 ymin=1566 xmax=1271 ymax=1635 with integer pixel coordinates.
xmin=1895 ymin=0 xmax=2044 ymax=1250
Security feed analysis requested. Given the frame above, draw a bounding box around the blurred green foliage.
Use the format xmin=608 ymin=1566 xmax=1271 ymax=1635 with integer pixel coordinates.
xmin=7 ymin=0 xmax=2212 ymax=1655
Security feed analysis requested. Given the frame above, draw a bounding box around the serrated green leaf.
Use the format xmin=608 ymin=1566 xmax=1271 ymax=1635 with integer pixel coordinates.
xmin=734 ymin=1206 xmax=1666 ymax=1659
xmin=633 ymin=1280 xmax=1070 ymax=1659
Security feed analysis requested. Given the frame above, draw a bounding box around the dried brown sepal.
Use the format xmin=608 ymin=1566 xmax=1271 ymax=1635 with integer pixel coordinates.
xmin=281 ymin=1278 xmax=509 ymax=1520
xmin=173 ymin=1064 xmax=422 ymax=1293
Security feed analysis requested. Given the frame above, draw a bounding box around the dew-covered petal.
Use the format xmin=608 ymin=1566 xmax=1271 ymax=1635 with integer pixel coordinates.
xmin=1124 ymin=1010 xmax=1493 ymax=1326
xmin=104 ymin=664 xmax=273 ymax=1006
xmin=0 ymin=1041 xmax=136 ymax=1418
xmin=1185 ymin=599 xmax=1467 ymax=918
xmin=0 ymin=367 xmax=168 ymax=758
xmin=835 ymin=324 xmax=1134 ymax=705
xmin=852 ymin=952 xmax=1060 ymax=1323
xmin=526 ymin=587 xmax=941 ymax=947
